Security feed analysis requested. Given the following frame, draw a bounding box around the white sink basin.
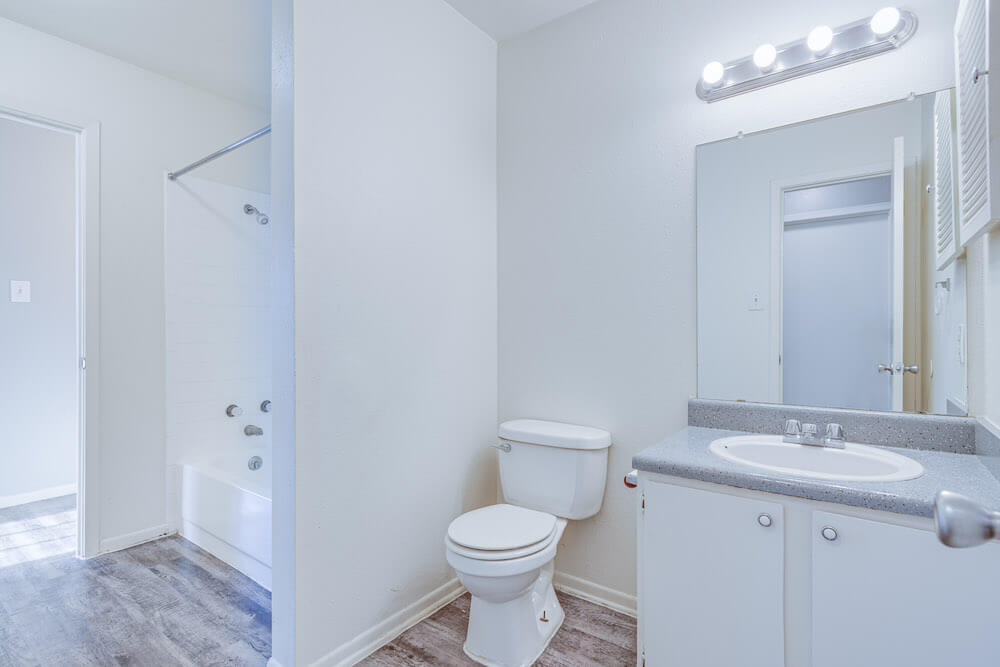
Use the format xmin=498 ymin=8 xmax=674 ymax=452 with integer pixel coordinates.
xmin=708 ymin=435 xmax=924 ymax=482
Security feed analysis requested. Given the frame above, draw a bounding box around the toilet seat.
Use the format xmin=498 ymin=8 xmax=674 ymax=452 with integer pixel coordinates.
xmin=447 ymin=504 xmax=557 ymax=554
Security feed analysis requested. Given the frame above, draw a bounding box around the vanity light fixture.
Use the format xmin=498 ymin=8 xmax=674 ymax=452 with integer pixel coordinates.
xmin=696 ymin=7 xmax=917 ymax=102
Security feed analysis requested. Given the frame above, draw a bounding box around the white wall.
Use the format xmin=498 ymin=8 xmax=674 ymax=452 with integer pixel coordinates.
xmin=966 ymin=229 xmax=1000 ymax=426
xmin=269 ymin=0 xmax=295 ymax=663
xmin=697 ymin=100 xmax=925 ymax=407
xmin=292 ymin=0 xmax=497 ymax=663
xmin=0 ymin=17 xmax=269 ymax=548
xmin=164 ymin=175 xmax=272 ymax=525
xmin=498 ymin=0 xmax=957 ymax=604
xmin=0 ymin=117 xmax=77 ymax=506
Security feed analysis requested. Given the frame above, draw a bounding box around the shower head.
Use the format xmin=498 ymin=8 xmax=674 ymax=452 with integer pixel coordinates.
xmin=244 ymin=203 xmax=270 ymax=225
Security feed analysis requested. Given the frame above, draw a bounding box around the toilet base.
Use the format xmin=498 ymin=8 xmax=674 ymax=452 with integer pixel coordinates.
xmin=462 ymin=562 xmax=564 ymax=667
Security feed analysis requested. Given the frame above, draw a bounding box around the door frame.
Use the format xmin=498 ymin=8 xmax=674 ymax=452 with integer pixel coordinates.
xmin=0 ymin=102 xmax=101 ymax=558
xmin=769 ymin=162 xmax=894 ymax=406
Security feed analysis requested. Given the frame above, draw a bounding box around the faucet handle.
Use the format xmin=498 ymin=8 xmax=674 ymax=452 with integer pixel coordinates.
xmin=801 ymin=423 xmax=818 ymax=438
xmin=784 ymin=419 xmax=802 ymax=437
xmin=824 ymin=423 xmax=846 ymax=446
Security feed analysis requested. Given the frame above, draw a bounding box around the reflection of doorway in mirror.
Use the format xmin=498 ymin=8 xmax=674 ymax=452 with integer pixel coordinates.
xmin=781 ymin=176 xmax=894 ymax=411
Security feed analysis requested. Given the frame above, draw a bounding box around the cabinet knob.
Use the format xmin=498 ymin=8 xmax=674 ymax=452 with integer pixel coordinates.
xmin=821 ymin=526 xmax=838 ymax=541
xmin=757 ymin=513 xmax=772 ymax=527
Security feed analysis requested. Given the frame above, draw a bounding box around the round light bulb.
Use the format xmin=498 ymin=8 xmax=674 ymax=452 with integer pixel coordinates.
xmin=807 ymin=25 xmax=834 ymax=54
xmin=870 ymin=7 xmax=901 ymax=36
xmin=702 ymin=61 xmax=725 ymax=87
xmin=753 ymin=43 xmax=777 ymax=70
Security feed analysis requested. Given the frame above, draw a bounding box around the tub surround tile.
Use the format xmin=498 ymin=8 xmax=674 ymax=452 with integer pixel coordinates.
xmin=688 ymin=398 xmax=977 ymax=454
xmin=632 ymin=426 xmax=1000 ymax=518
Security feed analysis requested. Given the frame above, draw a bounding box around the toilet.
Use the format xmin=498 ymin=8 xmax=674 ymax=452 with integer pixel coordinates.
xmin=445 ymin=419 xmax=611 ymax=667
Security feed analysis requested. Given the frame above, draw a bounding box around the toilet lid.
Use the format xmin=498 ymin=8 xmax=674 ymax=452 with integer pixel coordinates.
xmin=447 ymin=504 xmax=557 ymax=551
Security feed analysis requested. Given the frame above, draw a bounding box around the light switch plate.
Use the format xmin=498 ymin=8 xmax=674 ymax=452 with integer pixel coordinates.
xmin=748 ymin=292 xmax=763 ymax=311
xmin=9 ymin=280 xmax=30 ymax=303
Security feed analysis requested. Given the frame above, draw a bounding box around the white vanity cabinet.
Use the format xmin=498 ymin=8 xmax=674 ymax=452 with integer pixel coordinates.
xmin=811 ymin=511 xmax=999 ymax=667
xmin=639 ymin=481 xmax=784 ymax=667
xmin=637 ymin=475 xmax=1000 ymax=667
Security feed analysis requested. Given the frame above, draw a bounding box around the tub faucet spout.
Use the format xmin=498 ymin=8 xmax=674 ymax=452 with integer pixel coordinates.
xmin=244 ymin=425 xmax=263 ymax=436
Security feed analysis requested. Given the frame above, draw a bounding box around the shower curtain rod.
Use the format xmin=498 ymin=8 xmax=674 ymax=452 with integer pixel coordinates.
xmin=167 ymin=125 xmax=271 ymax=180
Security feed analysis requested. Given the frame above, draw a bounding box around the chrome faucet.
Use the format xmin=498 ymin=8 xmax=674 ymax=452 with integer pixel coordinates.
xmin=782 ymin=419 xmax=846 ymax=449
xmin=244 ymin=425 xmax=263 ymax=436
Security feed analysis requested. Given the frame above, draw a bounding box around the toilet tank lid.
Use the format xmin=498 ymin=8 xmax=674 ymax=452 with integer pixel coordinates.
xmin=498 ymin=419 xmax=611 ymax=450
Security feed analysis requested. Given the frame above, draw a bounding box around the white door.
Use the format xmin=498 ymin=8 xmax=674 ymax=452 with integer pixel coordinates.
xmin=640 ymin=482 xmax=784 ymax=666
xmin=812 ymin=511 xmax=1000 ymax=667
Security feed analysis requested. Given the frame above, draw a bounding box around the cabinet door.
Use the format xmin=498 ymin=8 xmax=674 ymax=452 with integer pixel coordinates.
xmin=812 ymin=511 xmax=1000 ymax=667
xmin=641 ymin=482 xmax=784 ymax=666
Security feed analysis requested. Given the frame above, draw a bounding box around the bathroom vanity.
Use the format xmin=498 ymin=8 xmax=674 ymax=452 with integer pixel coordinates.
xmin=632 ymin=401 xmax=1000 ymax=667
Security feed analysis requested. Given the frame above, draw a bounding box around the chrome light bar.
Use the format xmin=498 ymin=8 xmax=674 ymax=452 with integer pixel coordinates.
xmin=696 ymin=9 xmax=918 ymax=103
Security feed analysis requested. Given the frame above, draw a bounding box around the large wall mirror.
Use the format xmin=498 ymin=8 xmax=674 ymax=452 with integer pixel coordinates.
xmin=697 ymin=90 xmax=967 ymax=415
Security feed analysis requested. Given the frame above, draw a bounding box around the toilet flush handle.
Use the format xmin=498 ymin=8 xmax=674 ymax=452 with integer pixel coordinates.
xmin=491 ymin=442 xmax=512 ymax=453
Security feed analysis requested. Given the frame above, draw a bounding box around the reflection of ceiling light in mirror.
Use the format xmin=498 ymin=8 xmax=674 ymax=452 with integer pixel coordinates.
xmin=702 ymin=61 xmax=725 ymax=87
xmin=753 ymin=43 xmax=777 ymax=70
xmin=870 ymin=7 xmax=901 ymax=36
xmin=807 ymin=25 xmax=834 ymax=54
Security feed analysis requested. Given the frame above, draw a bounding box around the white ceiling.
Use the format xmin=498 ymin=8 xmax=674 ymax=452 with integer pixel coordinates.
xmin=443 ymin=0 xmax=602 ymax=41
xmin=0 ymin=0 xmax=271 ymax=109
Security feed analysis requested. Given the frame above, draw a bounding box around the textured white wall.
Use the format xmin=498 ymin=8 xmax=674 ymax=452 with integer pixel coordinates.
xmin=0 ymin=17 xmax=269 ymax=546
xmin=498 ymin=0 xmax=957 ymax=603
xmin=0 ymin=117 xmax=77 ymax=505
xmin=292 ymin=0 xmax=497 ymax=663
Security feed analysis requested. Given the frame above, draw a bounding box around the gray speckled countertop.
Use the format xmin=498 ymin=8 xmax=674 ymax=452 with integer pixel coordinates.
xmin=632 ymin=426 xmax=1000 ymax=518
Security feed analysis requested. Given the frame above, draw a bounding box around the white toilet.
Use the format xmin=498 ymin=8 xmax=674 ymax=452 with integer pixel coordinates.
xmin=445 ymin=419 xmax=611 ymax=667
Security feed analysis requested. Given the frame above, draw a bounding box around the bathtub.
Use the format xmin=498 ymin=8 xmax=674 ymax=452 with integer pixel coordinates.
xmin=181 ymin=449 xmax=272 ymax=590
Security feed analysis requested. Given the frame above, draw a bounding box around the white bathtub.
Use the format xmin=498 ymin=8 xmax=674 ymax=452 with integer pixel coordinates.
xmin=181 ymin=449 xmax=272 ymax=590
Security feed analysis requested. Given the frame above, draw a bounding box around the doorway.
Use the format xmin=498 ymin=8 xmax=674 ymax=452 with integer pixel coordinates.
xmin=0 ymin=106 xmax=99 ymax=560
xmin=781 ymin=176 xmax=893 ymax=411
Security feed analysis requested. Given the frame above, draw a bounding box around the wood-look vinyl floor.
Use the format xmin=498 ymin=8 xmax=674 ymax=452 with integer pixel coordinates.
xmin=0 ymin=495 xmax=271 ymax=666
xmin=359 ymin=591 xmax=637 ymax=666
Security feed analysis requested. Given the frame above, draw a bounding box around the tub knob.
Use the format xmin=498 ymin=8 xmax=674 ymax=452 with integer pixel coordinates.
xmin=260 ymin=400 xmax=272 ymax=413
xmin=226 ymin=404 xmax=243 ymax=418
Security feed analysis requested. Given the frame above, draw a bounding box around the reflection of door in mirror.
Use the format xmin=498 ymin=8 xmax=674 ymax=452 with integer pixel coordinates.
xmin=696 ymin=91 xmax=966 ymax=415
xmin=781 ymin=175 xmax=893 ymax=412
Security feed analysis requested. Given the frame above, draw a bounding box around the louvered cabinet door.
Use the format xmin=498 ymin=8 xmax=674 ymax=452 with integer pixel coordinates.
xmin=955 ymin=0 xmax=1000 ymax=246
xmin=934 ymin=90 xmax=960 ymax=269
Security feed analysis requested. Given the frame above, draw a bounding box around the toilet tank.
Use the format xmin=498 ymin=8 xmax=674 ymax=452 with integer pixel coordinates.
xmin=497 ymin=419 xmax=612 ymax=520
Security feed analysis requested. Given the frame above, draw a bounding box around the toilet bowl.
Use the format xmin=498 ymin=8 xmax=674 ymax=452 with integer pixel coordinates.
xmin=445 ymin=505 xmax=568 ymax=667
xmin=446 ymin=420 xmax=612 ymax=667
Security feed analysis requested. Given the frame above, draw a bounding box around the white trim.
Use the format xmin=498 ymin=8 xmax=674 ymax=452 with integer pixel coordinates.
xmin=180 ymin=520 xmax=272 ymax=591
xmin=553 ymin=571 xmax=637 ymax=617
xmin=266 ymin=660 xmax=284 ymax=667
xmin=769 ymin=163 xmax=894 ymax=407
xmin=0 ymin=103 xmax=101 ymax=559
xmin=0 ymin=484 xmax=77 ymax=510
xmin=313 ymin=578 xmax=466 ymax=666
xmin=99 ymin=524 xmax=173 ymax=554
xmin=891 ymin=137 xmax=906 ymax=411
xmin=783 ymin=202 xmax=891 ymax=226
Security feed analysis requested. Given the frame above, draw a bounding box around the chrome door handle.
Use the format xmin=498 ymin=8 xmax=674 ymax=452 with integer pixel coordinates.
xmin=877 ymin=363 xmax=895 ymax=375
xmin=935 ymin=491 xmax=1000 ymax=548
xmin=900 ymin=364 xmax=919 ymax=374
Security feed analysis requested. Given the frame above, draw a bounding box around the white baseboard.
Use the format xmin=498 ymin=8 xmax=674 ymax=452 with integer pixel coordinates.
xmin=99 ymin=523 xmax=173 ymax=554
xmin=266 ymin=659 xmax=283 ymax=667
xmin=554 ymin=571 xmax=637 ymax=618
xmin=180 ymin=519 xmax=272 ymax=591
xmin=0 ymin=483 xmax=76 ymax=509
xmin=313 ymin=577 xmax=466 ymax=666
